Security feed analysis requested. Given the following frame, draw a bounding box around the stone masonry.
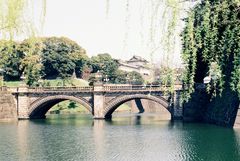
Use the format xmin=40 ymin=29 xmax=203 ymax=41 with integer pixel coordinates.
xmin=0 ymin=91 xmax=17 ymax=121
xmin=1 ymin=84 xmax=183 ymax=120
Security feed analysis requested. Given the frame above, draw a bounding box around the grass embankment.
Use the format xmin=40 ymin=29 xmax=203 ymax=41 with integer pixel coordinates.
xmin=49 ymin=101 xmax=89 ymax=114
xmin=49 ymin=101 xmax=131 ymax=114
xmin=4 ymin=78 xmax=89 ymax=87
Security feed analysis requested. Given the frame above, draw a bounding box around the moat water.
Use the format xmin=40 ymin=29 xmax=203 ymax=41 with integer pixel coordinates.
xmin=0 ymin=113 xmax=240 ymax=161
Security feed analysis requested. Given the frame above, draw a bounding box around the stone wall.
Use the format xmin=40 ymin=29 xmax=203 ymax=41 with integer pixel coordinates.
xmin=234 ymin=108 xmax=240 ymax=128
xmin=204 ymin=87 xmax=240 ymax=127
xmin=183 ymin=87 xmax=210 ymax=122
xmin=0 ymin=92 xmax=17 ymax=121
xmin=183 ymin=86 xmax=240 ymax=127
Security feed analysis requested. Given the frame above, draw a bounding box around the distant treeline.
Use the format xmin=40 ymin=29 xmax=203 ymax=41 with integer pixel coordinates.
xmin=0 ymin=37 xmax=143 ymax=86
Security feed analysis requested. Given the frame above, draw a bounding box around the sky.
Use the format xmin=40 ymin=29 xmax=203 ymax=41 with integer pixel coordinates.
xmin=32 ymin=0 xmax=193 ymax=66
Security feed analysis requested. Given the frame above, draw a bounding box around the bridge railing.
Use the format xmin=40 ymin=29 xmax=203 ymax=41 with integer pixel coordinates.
xmin=3 ymin=87 xmax=18 ymax=92
xmin=5 ymin=84 xmax=182 ymax=93
xmin=0 ymin=86 xmax=8 ymax=92
xmin=104 ymin=84 xmax=183 ymax=91
xmin=28 ymin=86 xmax=93 ymax=92
xmin=103 ymin=85 xmax=165 ymax=91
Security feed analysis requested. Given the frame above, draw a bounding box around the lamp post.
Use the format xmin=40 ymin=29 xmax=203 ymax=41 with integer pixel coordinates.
xmin=103 ymin=75 xmax=109 ymax=84
xmin=132 ymin=76 xmax=136 ymax=85
xmin=38 ymin=79 xmax=44 ymax=87
xmin=203 ymin=76 xmax=211 ymax=84
xmin=20 ymin=72 xmax=26 ymax=86
xmin=156 ymin=75 xmax=160 ymax=86
xmin=94 ymin=70 xmax=103 ymax=85
xmin=0 ymin=68 xmax=4 ymax=87
xmin=126 ymin=75 xmax=130 ymax=85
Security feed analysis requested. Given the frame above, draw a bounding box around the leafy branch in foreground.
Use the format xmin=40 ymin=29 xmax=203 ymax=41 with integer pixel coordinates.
xmin=182 ymin=0 xmax=240 ymax=102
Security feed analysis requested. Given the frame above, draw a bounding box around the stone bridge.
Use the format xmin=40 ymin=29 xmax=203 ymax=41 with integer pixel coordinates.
xmin=6 ymin=84 xmax=183 ymax=120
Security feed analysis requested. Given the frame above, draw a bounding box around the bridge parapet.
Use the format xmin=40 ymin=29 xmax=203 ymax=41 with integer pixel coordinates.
xmin=0 ymin=86 xmax=8 ymax=92
xmin=7 ymin=84 xmax=182 ymax=93
xmin=8 ymin=86 xmax=94 ymax=93
xmin=28 ymin=86 xmax=93 ymax=92
xmin=103 ymin=84 xmax=182 ymax=92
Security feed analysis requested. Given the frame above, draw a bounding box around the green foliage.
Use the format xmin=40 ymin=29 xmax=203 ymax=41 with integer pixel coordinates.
xmin=90 ymin=53 xmax=118 ymax=83
xmin=127 ymin=71 xmax=144 ymax=85
xmin=4 ymin=78 xmax=89 ymax=87
xmin=68 ymin=101 xmax=77 ymax=109
xmin=24 ymin=63 xmax=41 ymax=86
xmin=0 ymin=37 xmax=89 ymax=86
xmin=0 ymin=40 xmax=146 ymax=86
xmin=0 ymin=0 xmax=46 ymax=86
xmin=88 ymin=69 xmax=144 ymax=85
xmin=41 ymin=37 xmax=87 ymax=79
xmin=20 ymin=38 xmax=43 ymax=86
xmin=115 ymin=70 xmax=144 ymax=85
xmin=70 ymin=52 xmax=89 ymax=78
xmin=115 ymin=70 xmax=128 ymax=84
xmin=0 ymin=40 xmax=24 ymax=80
xmin=159 ymin=67 xmax=175 ymax=92
xmin=50 ymin=100 xmax=89 ymax=114
xmin=0 ymin=0 xmax=46 ymax=40
xmin=0 ymin=0 xmax=27 ymax=39
xmin=182 ymin=0 xmax=240 ymax=101
xmin=163 ymin=0 xmax=181 ymax=65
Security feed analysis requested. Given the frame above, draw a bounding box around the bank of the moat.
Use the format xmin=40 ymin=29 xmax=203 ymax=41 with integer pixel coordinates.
xmin=183 ymin=86 xmax=240 ymax=128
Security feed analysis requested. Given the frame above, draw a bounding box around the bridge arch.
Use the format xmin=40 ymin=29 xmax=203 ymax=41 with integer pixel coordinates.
xmin=104 ymin=94 xmax=170 ymax=118
xmin=29 ymin=95 xmax=92 ymax=119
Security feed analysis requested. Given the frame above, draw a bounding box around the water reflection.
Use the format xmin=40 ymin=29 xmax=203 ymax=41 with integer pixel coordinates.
xmin=17 ymin=121 xmax=30 ymax=161
xmin=135 ymin=115 xmax=141 ymax=125
xmin=0 ymin=114 xmax=240 ymax=161
xmin=92 ymin=120 xmax=105 ymax=161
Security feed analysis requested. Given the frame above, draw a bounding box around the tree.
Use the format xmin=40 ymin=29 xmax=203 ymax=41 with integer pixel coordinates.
xmin=68 ymin=101 xmax=77 ymax=109
xmin=0 ymin=0 xmax=46 ymax=85
xmin=90 ymin=53 xmax=118 ymax=83
xmin=41 ymin=37 xmax=87 ymax=79
xmin=127 ymin=71 xmax=144 ymax=85
xmin=20 ymin=38 xmax=43 ymax=86
xmin=0 ymin=40 xmax=24 ymax=80
xmin=182 ymin=0 xmax=240 ymax=101
xmin=70 ymin=50 xmax=89 ymax=78
xmin=115 ymin=70 xmax=128 ymax=84
xmin=0 ymin=0 xmax=46 ymax=39
xmin=159 ymin=66 xmax=175 ymax=92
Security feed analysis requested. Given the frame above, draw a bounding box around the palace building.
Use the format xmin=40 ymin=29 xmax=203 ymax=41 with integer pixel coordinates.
xmin=117 ymin=55 xmax=151 ymax=77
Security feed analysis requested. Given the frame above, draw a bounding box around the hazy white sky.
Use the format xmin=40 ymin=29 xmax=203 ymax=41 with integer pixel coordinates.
xmin=33 ymin=0 xmax=191 ymax=66
xmin=43 ymin=0 xmax=127 ymax=58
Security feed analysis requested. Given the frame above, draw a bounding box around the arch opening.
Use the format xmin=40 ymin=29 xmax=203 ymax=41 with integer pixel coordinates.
xmin=29 ymin=95 xmax=92 ymax=119
xmin=104 ymin=94 xmax=170 ymax=119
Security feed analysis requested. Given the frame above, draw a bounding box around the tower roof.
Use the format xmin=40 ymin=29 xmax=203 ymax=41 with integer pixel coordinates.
xmin=127 ymin=55 xmax=149 ymax=63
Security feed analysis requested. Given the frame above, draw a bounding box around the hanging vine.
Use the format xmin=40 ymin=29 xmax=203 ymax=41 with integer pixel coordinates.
xmin=182 ymin=0 xmax=240 ymax=102
xmin=106 ymin=0 xmax=193 ymax=94
xmin=0 ymin=0 xmax=46 ymax=86
xmin=0 ymin=0 xmax=46 ymax=40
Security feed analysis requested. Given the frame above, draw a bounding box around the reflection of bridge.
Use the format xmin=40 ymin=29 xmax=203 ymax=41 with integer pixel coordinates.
xmin=7 ymin=84 xmax=183 ymax=120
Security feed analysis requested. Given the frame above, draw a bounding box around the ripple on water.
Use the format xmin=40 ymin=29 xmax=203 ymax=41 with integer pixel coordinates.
xmin=0 ymin=114 xmax=240 ymax=161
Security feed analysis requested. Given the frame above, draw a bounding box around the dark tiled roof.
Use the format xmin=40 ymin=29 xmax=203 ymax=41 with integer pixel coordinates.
xmin=127 ymin=55 xmax=149 ymax=63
